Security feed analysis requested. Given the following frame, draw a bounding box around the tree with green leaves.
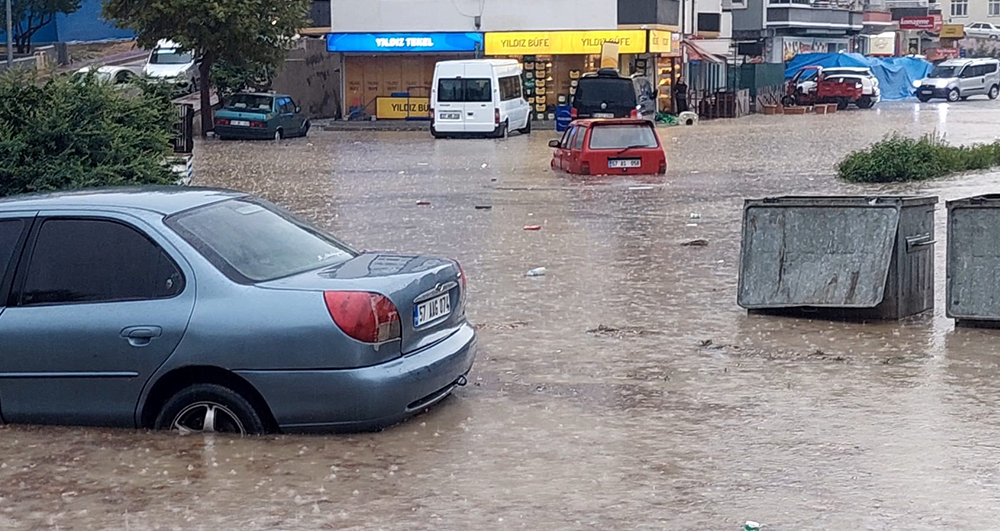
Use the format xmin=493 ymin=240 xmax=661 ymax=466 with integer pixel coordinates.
xmin=0 ymin=70 xmax=178 ymax=197
xmin=12 ymin=0 xmax=82 ymax=53
xmin=102 ymin=0 xmax=309 ymax=136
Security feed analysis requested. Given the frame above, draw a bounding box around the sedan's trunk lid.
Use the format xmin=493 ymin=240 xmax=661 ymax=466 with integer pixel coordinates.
xmin=258 ymin=253 xmax=466 ymax=354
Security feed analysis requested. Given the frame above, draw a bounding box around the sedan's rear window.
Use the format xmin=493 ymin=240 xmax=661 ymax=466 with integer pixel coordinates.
xmin=166 ymin=198 xmax=356 ymax=283
xmin=573 ymin=78 xmax=636 ymax=107
xmin=589 ymin=124 xmax=658 ymax=150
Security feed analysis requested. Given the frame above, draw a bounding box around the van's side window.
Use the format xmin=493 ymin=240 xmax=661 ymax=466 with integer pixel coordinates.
xmin=986 ymin=63 xmax=998 ymax=74
xmin=499 ymin=76 xmax=522 ymax=101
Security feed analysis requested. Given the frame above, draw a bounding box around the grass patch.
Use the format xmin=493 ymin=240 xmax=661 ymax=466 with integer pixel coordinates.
xmin=838 ymin=133 xmax=1000 ymax=183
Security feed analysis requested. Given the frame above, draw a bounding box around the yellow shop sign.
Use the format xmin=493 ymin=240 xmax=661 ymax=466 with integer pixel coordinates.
xmin=940 ymin=24 xmax=965 ymax=39
xmin=376 ymin=96 xmax=430 ymax=119
xmin=648 ymin=29 xmax=673 ymax=54
xmin=485 ymin=30 xmax=647 ymax=55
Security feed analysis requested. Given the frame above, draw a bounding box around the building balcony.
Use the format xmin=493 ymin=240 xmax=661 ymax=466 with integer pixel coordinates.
xmin=883 ymin=0 xmax=929 ymax=8
xmin=766 ymin=3 xmax=865 ymax=31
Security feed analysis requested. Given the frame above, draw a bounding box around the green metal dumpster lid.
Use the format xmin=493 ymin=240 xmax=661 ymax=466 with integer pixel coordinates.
xmin=738 ymin=196 xmax=913 ymax=309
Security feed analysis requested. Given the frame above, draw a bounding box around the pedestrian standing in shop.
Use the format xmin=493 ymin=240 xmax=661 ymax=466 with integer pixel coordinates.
xmin=674 ymin=77 xmax=689 ymax=114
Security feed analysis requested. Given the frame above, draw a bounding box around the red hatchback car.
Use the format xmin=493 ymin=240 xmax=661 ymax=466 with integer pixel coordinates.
xmin=549 ymin=119 xmax=666 ymax=176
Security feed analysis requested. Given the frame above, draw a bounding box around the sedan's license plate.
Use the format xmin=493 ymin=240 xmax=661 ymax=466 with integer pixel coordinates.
xmin=440 ymin=112 xmax=461 ymax=120
xmin=415 ymin=293 xmax=451 ymax=327
xmin=609 ymin=158 xmax=641 ymax=168
xmin=594 ymin=112 xmax=615 ymax=118
xmin=231 ymin=120 xmax=250 ymax=127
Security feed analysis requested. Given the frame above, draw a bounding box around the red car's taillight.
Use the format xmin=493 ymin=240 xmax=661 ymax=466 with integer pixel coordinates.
xmin=659 ymin=160 xmax=667 ymax=175
xmin=494 ymin=108 xmax=500 ymax=125
xmin=630 ymin=108 xmax=639 ymax=119
xmin=571 ymin=107 xmax=578 ymax=119
xmin=581 ymin=161 xmax=591 ymax=175
xmin=324 ymin=291 xmax=401 ymax=344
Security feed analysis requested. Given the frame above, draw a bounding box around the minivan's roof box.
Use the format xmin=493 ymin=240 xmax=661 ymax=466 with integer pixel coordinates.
xmin=596 ymin=68 xmax=621 ymax=77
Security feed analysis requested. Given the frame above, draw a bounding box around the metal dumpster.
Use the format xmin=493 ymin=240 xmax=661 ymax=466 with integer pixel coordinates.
xmin=947 ymin=195 xmax=1000 ymax=327
xmin=738 ymin=196 xmax=937 ymax=320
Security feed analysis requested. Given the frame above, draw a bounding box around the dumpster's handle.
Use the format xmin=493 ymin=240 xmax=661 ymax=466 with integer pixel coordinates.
xmin=906 ymin=234 xmax=936 ymax=252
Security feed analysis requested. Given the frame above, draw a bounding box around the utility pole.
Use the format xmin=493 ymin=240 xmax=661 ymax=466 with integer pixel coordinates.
xmin=5 ymin=0 xmax=12 ymax=68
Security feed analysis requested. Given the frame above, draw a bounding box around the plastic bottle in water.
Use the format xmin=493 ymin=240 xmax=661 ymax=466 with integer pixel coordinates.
xmin=525 ymin=267 xmax=547 ymax=277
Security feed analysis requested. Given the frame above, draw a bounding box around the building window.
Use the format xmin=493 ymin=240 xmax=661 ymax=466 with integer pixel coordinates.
xmin=990 ymin=0 xmax=1000 ymax=16
xmin=952 ymin=0 xmax=969 ymax=17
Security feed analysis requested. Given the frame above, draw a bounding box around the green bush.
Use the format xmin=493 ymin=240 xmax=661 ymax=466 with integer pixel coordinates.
xmin=0 ymin=69 xmax=178 ymax=198
xmin=839 ymin=133 xmax=1000 ymax=183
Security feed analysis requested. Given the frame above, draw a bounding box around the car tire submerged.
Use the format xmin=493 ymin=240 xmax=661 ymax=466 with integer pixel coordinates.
xmin=948 ymin=88 xmax=961 ymax=102
xmin=990 ymin=85 xmax=999 ymax=100
xmin=274 ymin=129 xmax=283 ymax=141
xmin=155 ymin=383 xmax=266 ymax=436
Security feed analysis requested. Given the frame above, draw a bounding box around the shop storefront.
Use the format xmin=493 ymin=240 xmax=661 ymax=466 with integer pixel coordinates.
xmin=771 ymin=36 xmax=850 ymax=63
xmin=483 ymin=30 xmax=647 ymax=121
xmin=326 ymin=32 xmax=484 ymax=119
xmin=647 ymin=29 xmax=682 ymax=114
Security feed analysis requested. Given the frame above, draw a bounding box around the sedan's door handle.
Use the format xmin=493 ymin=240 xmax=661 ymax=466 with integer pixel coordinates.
xmin=121 ymin=326 xmax=163 ymax=347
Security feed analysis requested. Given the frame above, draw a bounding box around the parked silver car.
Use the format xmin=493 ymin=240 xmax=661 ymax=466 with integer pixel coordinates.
xmin=0 ymin=188 xmax=476 ymax=434
xmin=915 ymin=58 xmax=1000 ymax=102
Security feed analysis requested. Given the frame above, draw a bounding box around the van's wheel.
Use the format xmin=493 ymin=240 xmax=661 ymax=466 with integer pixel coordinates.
xmin=948 ymin=88 xmax=961 ymax=102
xmin=781 ymin=95 xmax=795 ymax=106
xmin=518 ymin=116 xmax=531 ymax=135
xmin=836 ymin=98 xmax=849 ymax=110
xmin=431 ymin=127 xmax=443 ymax=139
xmin=154 ymin=383 xmax=266 ymax=436
xmin=496 ymin=120 xmax=508 ymax=139
xmin=917 ymin=94 xmax=932 ymax=103
xmin=274 ymin=129 xmax=283 ymax=141
xmin=990 ymin=85 xmax=999 ymax=100
xmin=857 ymin=95 xmax=873 ymax=109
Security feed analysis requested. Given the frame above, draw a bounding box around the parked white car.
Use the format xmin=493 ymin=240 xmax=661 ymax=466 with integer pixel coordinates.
xmin=965 ymin=22 xmax=1000 ymax=40
xmin=73 ymin=65 xmax=140 ymax=85
xmin=795 ymin=66 xmax=881 ymax=108
xmin=142 ymin=40 xmax=200 ymax=93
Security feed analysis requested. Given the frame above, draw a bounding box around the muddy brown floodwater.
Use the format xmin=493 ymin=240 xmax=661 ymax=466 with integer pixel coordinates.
xmin=5 ymin=101 xmax=1000 ymax=530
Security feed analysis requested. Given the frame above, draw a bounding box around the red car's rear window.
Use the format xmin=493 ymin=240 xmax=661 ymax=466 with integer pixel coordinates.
xmin=588 ymin=124 xmax=659 ymax=150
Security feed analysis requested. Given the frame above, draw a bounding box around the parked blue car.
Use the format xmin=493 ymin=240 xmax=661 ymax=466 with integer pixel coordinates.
xmin=214 ymin=93 xmax=311 ymax=140
xmin=0 ymin=188 xmax=476 ymax=434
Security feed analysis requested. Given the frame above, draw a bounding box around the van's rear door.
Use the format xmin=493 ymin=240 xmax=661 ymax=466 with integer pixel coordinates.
xmin=462 ymin=63 xmax=495 ymax=134
xmin=434 ymin=66 xmax=465 ymax=132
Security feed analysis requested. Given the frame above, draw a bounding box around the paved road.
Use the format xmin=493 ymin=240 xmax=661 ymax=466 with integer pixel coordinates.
xmin=4 ymin=101 xmax=1000 ymax=530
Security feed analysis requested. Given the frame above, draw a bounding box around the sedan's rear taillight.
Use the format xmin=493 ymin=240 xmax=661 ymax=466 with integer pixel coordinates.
xmin=630 ymin=108 xmax=639 ymax=119
xmin=324 ymin=291 xmax=401 ymax=344
xmin=215 ymin=118 xmax=230 ymax=126
xmin=250 ymin=121 xmax=265 ymax=128
xmin=571 ymin=107 xmax=578 ymax=119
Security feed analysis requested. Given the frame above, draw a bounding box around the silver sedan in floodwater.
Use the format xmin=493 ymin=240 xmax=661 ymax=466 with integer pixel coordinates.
xmin=0 ymin=188 xmax=476 ymax=434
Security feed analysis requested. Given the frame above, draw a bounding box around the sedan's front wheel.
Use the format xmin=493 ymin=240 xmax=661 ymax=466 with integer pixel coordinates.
xmin=155 ymin=383 xmax=266 ymax=436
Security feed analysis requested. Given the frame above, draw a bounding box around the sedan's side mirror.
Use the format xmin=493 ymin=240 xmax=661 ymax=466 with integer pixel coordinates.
xmin=295 ymin=106 xmax=301 ymax=113
xmin=548 ymin=140 xmax=561 ymax=148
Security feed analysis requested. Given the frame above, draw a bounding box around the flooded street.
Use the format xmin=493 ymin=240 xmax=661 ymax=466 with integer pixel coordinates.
xmin=6 ymin=101 xmax=1000 ymax=530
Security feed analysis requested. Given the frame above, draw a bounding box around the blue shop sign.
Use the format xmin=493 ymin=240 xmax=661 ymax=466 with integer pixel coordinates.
xmin=327 ymin=32 xmax=483 ymax=53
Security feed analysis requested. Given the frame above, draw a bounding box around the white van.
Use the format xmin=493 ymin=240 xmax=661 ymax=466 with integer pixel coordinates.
xmin=431 ymin=59 xmax=531 ymax=138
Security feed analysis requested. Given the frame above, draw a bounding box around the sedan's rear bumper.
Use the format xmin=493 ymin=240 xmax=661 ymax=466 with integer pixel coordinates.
xmin=236 ymin=323 xmax=477 ymax=432
xmin=214 ymin=125 xmax=275 ymax=140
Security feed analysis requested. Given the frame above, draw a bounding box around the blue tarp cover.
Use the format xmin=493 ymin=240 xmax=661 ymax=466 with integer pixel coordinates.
xmin=784 ymin=53 xmax=933 ymax=101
